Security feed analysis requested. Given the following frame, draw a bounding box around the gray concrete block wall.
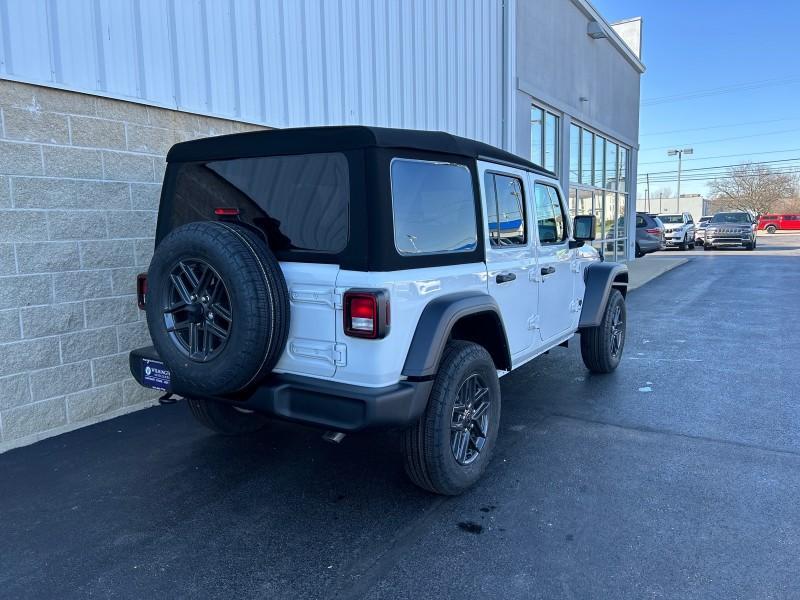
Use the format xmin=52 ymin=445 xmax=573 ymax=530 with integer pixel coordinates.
xmin=0 ymin=80 xmax=266 ymax=452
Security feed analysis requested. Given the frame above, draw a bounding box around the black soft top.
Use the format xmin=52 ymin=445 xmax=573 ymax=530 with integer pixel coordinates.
xmin=167 ymin=125 xmax=548 ymax=175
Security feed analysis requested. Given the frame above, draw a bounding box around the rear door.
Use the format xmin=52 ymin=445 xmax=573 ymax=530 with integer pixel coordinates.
xmin=478 ymin=162 xmax=537 ymax=359
xmin=532 ymin=181 xmax=577 ymax=343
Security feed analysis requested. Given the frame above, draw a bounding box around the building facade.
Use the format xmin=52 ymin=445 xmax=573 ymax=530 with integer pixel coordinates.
xmin=0 ymin=0 xmax=643 ymax=450
xmin=637 ymin=195 xmax=712 ymax=220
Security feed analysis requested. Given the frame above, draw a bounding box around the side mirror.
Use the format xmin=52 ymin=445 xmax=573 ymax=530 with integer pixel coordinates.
xmin=573 ymin=214 xmax=596 ymax=242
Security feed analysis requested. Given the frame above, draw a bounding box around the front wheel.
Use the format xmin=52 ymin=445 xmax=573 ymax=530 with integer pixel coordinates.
xmin=580 ymin=289 xmax=626 ymax=374
xmin=766 ymin=225 xmax=777 ymax=234
xmin=402 ymin=341 xmax=501 ymax=495
xmin=704 ymin=244 xmax=713 ymax=251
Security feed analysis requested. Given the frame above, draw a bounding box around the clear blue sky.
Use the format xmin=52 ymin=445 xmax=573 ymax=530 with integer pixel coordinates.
xmin=593 ymin=0 xmax=800 ymax=199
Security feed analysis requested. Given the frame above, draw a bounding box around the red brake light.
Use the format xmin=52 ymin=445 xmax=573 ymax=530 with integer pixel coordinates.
xmin=344 ymin=290 xmax=390 ymax=339
xmin=136 ymin=273 xmax=147 ymax=310
xmin=214 ymin=207 xmax=240 ymax=216
xmin=645 ymin=228 xmax=660 ymax=234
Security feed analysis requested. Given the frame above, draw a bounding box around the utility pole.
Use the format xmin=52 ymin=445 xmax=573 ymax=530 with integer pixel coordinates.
xmin=667 ymin=148 xmax=693 ymax=212
xmin=645 ymin=173 xmax=651 ymax=213
xmin=659 ymin=192 xmax=663 ymax=213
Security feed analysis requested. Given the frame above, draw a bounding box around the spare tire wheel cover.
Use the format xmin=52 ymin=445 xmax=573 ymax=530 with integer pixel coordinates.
xmin=145 ymin=221 xmax=289 ymax=396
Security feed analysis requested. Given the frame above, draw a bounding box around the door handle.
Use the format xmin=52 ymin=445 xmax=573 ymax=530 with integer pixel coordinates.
xmin=541 ymin=266 xmax=556 ymax=276
xmin=495 ymin=272 xmax=516 ymax=284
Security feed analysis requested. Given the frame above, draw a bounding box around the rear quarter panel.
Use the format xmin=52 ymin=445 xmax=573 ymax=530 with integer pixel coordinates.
xmin=334 ymin=264 xmax=487 ymax=387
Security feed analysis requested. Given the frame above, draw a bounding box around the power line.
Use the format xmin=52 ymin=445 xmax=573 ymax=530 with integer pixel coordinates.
xmin=640 ymin=117 xmax=800 ymax=137
xmin=641 ymin=77 xmax=800 ymax=107
xmin=640 ymin=127 xmax=800 ymax=152
xmin=640 ymin=168 xmax=800 ymax=185
xmin=641 ymin=156 xmax=800 ymax=177
xmin=639 ymin=147 xmax=800 ymax=166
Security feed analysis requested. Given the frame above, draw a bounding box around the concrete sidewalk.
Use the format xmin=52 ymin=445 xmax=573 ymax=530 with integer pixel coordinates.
xmin=626 ymin=256 xmax=688 ymax=291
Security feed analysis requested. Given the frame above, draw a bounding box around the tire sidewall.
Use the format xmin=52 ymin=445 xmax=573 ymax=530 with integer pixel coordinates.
xmin=430 ymin=345 xmax=501 ymax=494
xmin=603 ymin=290 xmax=626 ymax=369
xmin=146 ymin=222 xmax=284 ymax=395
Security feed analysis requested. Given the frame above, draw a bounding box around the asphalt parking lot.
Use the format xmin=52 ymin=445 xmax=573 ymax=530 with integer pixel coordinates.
xmin=2 ymin=233 xmax=800 ymax=599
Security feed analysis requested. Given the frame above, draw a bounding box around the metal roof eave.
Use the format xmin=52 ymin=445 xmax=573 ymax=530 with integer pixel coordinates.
xmin=570 ymin=0 xmax=646 ymax=74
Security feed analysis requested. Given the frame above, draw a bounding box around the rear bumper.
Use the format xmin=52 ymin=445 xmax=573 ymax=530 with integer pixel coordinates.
xmin=129 ymin=346 xmax=432 ymax=432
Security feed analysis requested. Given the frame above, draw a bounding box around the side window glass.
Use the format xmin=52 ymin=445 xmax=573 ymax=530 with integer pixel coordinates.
xmin=391 ymin=159 xmax=478 ymax=255
xmin=534 ymin=184 xmax=566 ymax=244
xmin=484 ymin=173 xmax=526 ymax=247
xmin=636 ymin=215 xmax=646 ymax=227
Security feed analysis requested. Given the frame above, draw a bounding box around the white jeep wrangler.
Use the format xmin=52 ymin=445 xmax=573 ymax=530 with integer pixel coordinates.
xmin=130 ymin=126 xmax=628 ymax=495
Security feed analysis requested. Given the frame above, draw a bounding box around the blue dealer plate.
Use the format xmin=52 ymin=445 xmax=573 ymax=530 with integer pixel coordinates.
xmin=142 ymin=358 xmax=171 ymax=391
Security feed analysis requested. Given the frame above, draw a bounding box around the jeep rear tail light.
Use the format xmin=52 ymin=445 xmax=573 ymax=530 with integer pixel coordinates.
xmin=343 ymin=290 xmax=390 ymax=339
xmin=136 ymin=273 xmax=147 ymax=310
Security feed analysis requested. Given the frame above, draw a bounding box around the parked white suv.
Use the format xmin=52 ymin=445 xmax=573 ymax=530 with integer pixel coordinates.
xmin=130 ymin=126 xmax=629 ymax=495
xmin=659 ymin=212 xmax=696 ymax=250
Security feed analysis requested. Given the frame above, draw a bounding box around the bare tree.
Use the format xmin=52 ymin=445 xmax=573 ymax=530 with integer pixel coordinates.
xmin=709 ymin=163 xmax=798 ymax=215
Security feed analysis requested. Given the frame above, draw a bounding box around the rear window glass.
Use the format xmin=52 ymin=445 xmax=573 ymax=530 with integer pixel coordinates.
xmin=391 ymin=159 xmax=478 ymax=256
xmin=170 ymin=153 xmax=349 ymax=253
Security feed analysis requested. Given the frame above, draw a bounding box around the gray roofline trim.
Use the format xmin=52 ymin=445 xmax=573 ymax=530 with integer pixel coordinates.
xmin=569 ymin=0 xmax=646 ymax=74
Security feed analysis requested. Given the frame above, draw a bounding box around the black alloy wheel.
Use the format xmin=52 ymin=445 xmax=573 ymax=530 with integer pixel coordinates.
xmin=580 ymin=288 xmax=626 ymax=373
xmin=609 ymin=303 xmax=624 ymax=359
xmin=163 ymin=259 xmax=232 ymax=362
xmin=450 ymin=373 xmax=491 ymax=465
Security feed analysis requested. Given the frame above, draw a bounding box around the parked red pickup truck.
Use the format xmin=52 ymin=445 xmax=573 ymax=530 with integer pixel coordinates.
xmin=758 ymin=214 xmax=800 ymax=233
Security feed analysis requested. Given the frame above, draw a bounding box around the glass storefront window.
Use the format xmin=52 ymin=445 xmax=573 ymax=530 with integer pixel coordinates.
xmin=606 ymin=141 xmax=618 ymax=191
xmin=530 ymin=107 xmax=543 ymax=167
xmin=568 ymin=122 xmax=631 ymax=259
xmin=594 ymin=136 xmax=605 ymax=188
xmin=531 ymin=104 xmax=559 ymax=174
xmin=581 ymin=129 xmax=593 ymax=184
xmin=569 ymin=125 xmax=580 ymax=183
xmin=544 ymin=112 xmax=558 ymax=172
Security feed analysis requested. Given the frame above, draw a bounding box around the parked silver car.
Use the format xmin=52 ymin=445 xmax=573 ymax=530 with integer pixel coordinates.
xmin=635 ymin=212 xmax=666 ymax=257
xmin=694 ymin=215 xmax=713 ymax=245
xmin=704 ymin=212 xmax=757 ymax=250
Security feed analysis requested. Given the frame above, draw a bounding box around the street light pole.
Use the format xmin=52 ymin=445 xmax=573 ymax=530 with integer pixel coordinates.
xmin=667 ymin=148 xmax=693 ymax=212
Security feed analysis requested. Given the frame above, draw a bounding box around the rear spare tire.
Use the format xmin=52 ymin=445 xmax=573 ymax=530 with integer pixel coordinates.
xmin=146 ymin=221 xmax=290 ymax=396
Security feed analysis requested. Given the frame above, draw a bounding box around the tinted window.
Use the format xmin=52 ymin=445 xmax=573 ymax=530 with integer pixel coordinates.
xmin=171 ymin=153 xmax=349 ymax=253
xmin=485 ymin=173 xmax=526 ymax=247
xmin=391 ymin=159 xmax=477 ymax=255
xmin=711 ymin=212 xmax=750 ymax=223
xmin=534 ymin=184 xmax=567 ymax=244
xmin=636 ymin=215 xmax=646 ymax=227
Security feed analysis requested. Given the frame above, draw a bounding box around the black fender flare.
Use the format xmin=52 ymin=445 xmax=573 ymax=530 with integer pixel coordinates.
xmin=402 ymin=291 xmax=511 ymax=378
xmin=578 ymin=262 xmax=628 ymax=329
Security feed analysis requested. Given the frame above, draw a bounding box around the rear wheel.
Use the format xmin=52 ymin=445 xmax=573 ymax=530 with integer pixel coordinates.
xmin=580 ymin=289 xmax=626 ymax=374
xmin=187 ymin=398 xmax=267 ymax=435
xmin=766 ymin=225 xmax=777 ymax=234
xmin=635 ymin=243 xmax=644 ymax=258
xmin=402 ymin=341 xmax=501 ymax=495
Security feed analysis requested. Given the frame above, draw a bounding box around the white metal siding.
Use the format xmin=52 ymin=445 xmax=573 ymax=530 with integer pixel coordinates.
xmin=0 ymin=0 xmax=505 ymax=146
